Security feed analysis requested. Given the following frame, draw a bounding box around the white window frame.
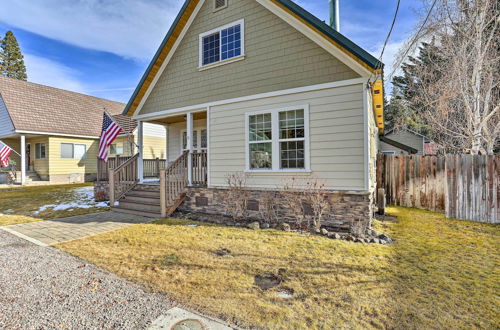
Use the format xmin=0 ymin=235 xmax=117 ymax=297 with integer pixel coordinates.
xmin=60 ymin=143 xmax=87 ymax=160
xmin=198 ymin=19 xmax=245 ymax=70
xmin=245 ymin=105 xmax=311 ymax=173
xmin=35 ymin=143 xmax=46 ymax=160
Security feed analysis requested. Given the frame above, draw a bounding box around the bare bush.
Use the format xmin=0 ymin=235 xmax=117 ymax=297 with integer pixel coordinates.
xmin=224 ymin=172 xmax=250 ymax=221
xmin=259 ymin=191 xmax=279 ymax=224
xmin=281 ymin=177 xmax=331 ymax=231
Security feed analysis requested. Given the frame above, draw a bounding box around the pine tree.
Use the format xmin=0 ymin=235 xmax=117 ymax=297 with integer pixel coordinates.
xmin=0 ymin=31 xmax=27 ymax=81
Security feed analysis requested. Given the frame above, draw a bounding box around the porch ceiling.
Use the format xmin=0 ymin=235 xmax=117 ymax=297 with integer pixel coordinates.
xmin=150 ymin=111 xmax=207 ymax=125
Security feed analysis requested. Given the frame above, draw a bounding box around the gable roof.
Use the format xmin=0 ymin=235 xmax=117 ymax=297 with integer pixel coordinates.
xmin=112 ymin=114 xmax=137 ymax=135
xmin=123 ymin=0 xmax=383 ymax=116
xmin=379 ymin=136 xmax=418 ymax=154
xmin=0 ymin=76 xmax=124 ymax=137
xmin=386 ymin=128 xmax=430 ymax=141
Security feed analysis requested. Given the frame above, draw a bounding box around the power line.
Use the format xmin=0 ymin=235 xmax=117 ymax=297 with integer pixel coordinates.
xmin=386 ymin=0 xmax=438 ymax=81
xmin=368 ymin=0 xmax=401 ymax=84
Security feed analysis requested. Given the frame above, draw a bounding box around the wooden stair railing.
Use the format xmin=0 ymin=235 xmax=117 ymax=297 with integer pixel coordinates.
xmin=160 ymin=151 xmax=189 ymax=217
xmin=109 ymin=153 xmax=139 ymax=205
xmin=192 ymin=151 xmax=208 ymax=185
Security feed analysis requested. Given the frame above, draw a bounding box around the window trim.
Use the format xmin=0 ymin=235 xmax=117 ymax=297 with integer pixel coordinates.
xmin=245 ymin=105 xmax=311 ymax=173
xmin=198 ymin=19 xmax=245 ymax=70
xmin=35 ymin=143 xmax=46 ymax=160
xmin=60 ymin=143 xmax=87 ymax=160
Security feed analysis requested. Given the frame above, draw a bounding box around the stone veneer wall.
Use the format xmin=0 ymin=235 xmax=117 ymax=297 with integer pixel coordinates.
xmin=179 ymin=187 xmax=373 ymax=231
xmin=94 ymin=182 xmax=109 ymax=202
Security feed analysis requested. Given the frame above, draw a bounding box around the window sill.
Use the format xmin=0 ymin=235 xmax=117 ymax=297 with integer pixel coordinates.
xmin=198 ymin=55 xmax=245 ymax=71
xmin=245 ymin=169 xmax=312 ymax=174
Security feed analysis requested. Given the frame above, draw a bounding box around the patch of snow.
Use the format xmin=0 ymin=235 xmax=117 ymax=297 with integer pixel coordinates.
xmin=33 ymin=186 xmax=109 ymax=215
xmin=276 ymin=291 xmax=293 ymax=299
xmin=113 ymin=201 xmax=120 ymax=207
xmin=5 ymin=209 xmax=14 ymax=214
xmin=143 ymin=178 xmax=160 ymax=183
xmin=185 ymin=224 xmax=199 ymax=228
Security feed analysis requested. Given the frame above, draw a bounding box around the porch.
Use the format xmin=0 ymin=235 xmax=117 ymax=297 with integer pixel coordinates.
xmin=101 ymin=111 xmax=208 ymax=217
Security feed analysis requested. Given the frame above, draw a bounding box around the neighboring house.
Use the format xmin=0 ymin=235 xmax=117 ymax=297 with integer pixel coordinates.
xmin=379 ymin=128 xmax=435 ymax=155
xmin=0 ymin=76 xmax=166 ymax=185
xmin=108 ymin=0 xmax=385 ymax=229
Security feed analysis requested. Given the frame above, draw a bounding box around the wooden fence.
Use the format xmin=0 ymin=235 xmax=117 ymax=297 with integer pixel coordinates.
xmin=377 ymin=154 xmax=499 ymax=223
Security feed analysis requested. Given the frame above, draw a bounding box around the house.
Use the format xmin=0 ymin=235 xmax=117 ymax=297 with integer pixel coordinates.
xmin=0 ymin=76 xmax=166 ymax=185
xmin=379 ymin=128 xmax=436 ymax=155
xmin=105 ymin=0 xmax=385 ymax=229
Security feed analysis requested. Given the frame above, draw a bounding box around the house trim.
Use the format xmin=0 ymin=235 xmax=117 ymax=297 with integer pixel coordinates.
xmin=14 ymin=130 xmax=99 ymax=139
xmin=133 ymin=78 xmax=366 ymax=121
xmin=362 ymin=82 xmax=369 ymax=191
xmin=123 ymin=0 xmax=382 ymax=117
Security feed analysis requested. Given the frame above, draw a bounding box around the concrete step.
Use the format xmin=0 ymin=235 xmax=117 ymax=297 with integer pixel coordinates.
xmin=111 ymin=207 xmax=161 ymax=218
xmin=122 ymin=195 xmax=161 ymax=205
xmin=126 ymin=190 xmax=160 ymax=198
xmin=117 ymin=201 xmax=161 ymax=213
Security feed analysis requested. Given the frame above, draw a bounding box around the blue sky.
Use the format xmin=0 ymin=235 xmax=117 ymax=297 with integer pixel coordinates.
xmin=0 ymin=0 xmax=421 ymax=103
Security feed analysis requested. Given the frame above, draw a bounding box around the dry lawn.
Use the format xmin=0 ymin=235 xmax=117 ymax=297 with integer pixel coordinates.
xmin=0 ymin=183 xmax=109 ymax=226
xmin=58 ymin=207 xmax=499 ymax=329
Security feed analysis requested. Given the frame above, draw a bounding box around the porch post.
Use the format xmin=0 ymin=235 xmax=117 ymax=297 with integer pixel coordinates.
xmin=20 ymin=135 xmax=26 ymax=185
xmin=164 ymin=124 xmax=169 ymax=166
xmin=137 ymin=121 xmax=144 ymax=183
xmin=187 ymin=112 xmax=193 ymax=186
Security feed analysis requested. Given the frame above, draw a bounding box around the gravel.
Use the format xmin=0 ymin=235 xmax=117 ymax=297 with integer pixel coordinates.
xmin=0 ymin=230 xmax=174 ymax=330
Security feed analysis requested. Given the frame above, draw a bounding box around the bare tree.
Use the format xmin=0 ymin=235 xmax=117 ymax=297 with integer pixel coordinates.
xmin=399 ymin=0 xmax=499 ymax=154
xmin=224 ymin=172 xmax=250 ymax=221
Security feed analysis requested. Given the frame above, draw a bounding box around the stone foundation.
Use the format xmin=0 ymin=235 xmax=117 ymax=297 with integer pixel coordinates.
xmin=94 ymin=182 xmax=109 ymax=202
xmin=179 ymin=187 xmax=373 ymax=231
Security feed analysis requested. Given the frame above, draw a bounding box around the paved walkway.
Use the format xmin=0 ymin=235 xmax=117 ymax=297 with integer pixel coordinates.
xmin=0 ymin=211 xmax=154 ymax=246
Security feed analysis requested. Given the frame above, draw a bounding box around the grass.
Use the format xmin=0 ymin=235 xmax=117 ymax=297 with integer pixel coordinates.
xmin=0 ymin=183 xmax=109 ymax=226
xmin=58 ymin=207 xmax=499 ymax=329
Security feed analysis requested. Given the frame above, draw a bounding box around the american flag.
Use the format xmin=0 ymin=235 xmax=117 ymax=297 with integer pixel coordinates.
xmin=98 ymin=112 xmax=122 ymax=162
xmin=0 ymin=140 xmax=13 ymax=168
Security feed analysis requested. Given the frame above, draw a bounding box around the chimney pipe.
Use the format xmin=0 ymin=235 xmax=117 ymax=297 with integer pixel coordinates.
xmin=329 ymin=0 xmax=340 ymax=32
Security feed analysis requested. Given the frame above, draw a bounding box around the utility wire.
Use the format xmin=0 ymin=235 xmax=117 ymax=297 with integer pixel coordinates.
xmin=368 ymin=0 xmax=401 ymax=84
xmin=386 ymin=0 xmax=438 ymax=81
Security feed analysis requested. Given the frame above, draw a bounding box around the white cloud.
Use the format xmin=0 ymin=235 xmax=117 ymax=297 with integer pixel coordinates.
xmin=0 ymin=0 xmax=182 ymax=61
xmin=24 ymin=54 xmax=88 ymax=93
xmin=369 ymin=39 xmax=406 ymax=83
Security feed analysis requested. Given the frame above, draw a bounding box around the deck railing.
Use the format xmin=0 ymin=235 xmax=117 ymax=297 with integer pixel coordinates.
xmin=109 ymin=154 xmax=139 ymax=205
xmin=97 ymin=156 xmax=166 ymax=181
xmin=192 ymin=151 xmax=208 ymax=185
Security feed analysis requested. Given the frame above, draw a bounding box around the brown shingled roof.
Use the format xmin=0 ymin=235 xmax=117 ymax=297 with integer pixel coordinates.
xmin=112 ymin=114 xmax=137 ymax=135
xmin=0 ymin=76 xmax=125 ymax=137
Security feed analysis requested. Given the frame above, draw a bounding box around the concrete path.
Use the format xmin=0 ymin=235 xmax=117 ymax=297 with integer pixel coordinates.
xmin=0 ymin=211 xmax=155 ymax=246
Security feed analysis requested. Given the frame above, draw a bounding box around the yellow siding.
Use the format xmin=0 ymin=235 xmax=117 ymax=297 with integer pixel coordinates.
xmin=28 ymin=136 xmax=49 ymax=175
xmin=48 ymin=136 xmax=99 ymax=175
xmin=142 ymin=136 xmax=167 ymax=159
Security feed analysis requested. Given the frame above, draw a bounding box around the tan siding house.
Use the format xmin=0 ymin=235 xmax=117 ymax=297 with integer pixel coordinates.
xmin=0 ymin=77 xmax=165 ymax=184
xmin=379 ymin=129 xmax=427 ymax=155
xmin=113 ymin=0 xmax=385 ymax=228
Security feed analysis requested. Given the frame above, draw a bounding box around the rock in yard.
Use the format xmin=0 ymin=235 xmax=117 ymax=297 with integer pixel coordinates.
xmin=261 ymin=223 xmax=270 ymax=229
xmin=321 ymin=228 xmax=329 ymax=236
xmin=370 ymin=238 xmax=380 ymax=244
xmin=280 ymin=223 xmax=291 ymax=232
xmin=327 ymin=232 xmax=341 ymax=239
xmin=247 ymin=222 xmax=260 ymax=230
xmin=378 ymin=234 xmax=393 ymax=244
xmin=345 ymin=235 xmax=355 ymax=242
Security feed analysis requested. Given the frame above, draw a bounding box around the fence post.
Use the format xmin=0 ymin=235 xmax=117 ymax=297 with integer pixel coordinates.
xmin=155 ymin=157 xmax=160 ymax=177
xmin=160 ymin=169 xmax=167 ymax=218
xmin=109 ymin=169 xmax=115 ymax=207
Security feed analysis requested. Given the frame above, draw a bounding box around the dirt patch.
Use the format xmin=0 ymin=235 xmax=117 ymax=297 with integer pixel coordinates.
xmin=213 ymin=248 xmax=231 ymax=257
xmin=254 ymin=274 xmax=283 ymax=290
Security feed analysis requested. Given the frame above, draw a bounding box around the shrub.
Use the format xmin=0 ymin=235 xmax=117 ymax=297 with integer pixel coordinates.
xmin=224 ymin=172 xmax=250 ymax=221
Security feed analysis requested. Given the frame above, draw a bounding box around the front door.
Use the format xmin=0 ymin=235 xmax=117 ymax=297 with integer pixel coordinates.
xmin=26 ymin=144 xmax=31 ymax=171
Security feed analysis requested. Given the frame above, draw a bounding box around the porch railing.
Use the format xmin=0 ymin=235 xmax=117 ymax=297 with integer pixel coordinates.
xmin=143 ymin=158 xmax=167 ymax=178
xmin=160 ymin=151 xmax=189 ymax=217
xmin=109 ymin=154 xmax=139 ymax=205
xmin=97 ymin=156 xmax=166 ymax=181
xmin=192 ymin=151 xmax=207 ymax=185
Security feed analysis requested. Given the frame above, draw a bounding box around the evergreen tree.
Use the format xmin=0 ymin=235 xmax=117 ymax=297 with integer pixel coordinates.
xmin=387 ymin=40 xmax=445 ymax=135
xmin=0 ymin=31 xmax=27 ymax=81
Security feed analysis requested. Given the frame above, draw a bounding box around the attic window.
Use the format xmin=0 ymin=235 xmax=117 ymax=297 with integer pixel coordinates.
xmin=214 ymin=0 xmax=227 ymax=11
xmin=199 ymin=19 xmax=245 ymax=68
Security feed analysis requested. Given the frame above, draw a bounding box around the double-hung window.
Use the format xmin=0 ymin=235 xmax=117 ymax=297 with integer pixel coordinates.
xmin=61 ymin=143 xmax=86 ymax=159
xmin=247 ymin=106 xmax=310 ymax=172
xmin=199 ymin=19 xmax=244 ymax=68
xmin=35 ymin=143 xmax=46 ymax=160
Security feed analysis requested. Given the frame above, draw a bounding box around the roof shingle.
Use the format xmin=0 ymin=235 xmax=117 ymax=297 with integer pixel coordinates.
xmin=0 ymin=76 xmax=124 ymax=137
